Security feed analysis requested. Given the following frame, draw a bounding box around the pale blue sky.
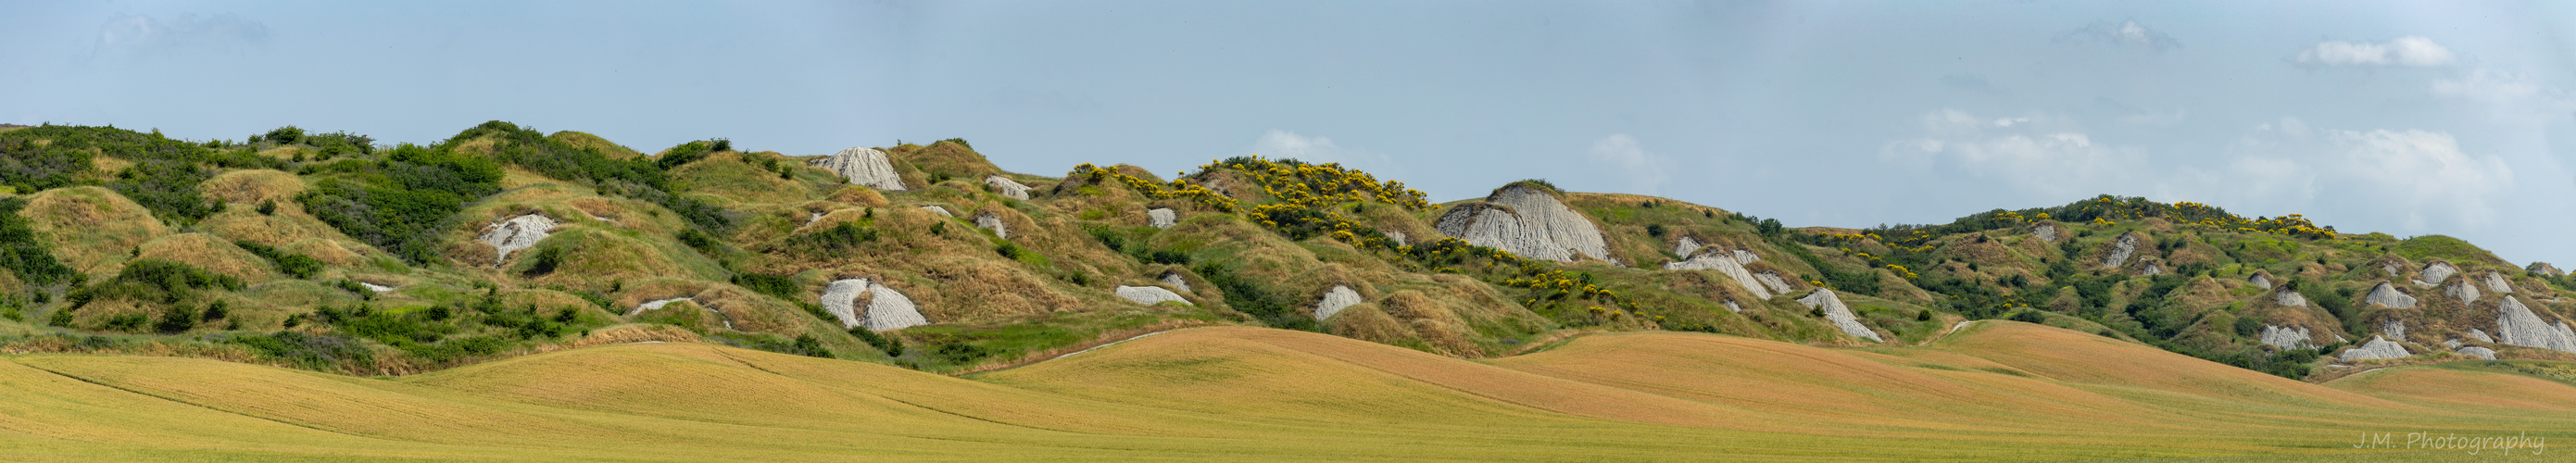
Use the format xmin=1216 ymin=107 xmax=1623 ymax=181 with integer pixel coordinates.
xmin=6 ymin=1 xmax=2575 ymax=266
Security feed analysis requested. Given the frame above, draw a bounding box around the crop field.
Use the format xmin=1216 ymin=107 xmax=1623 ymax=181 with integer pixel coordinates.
xmin=1 ymin=321 xmax=2564 ymax=461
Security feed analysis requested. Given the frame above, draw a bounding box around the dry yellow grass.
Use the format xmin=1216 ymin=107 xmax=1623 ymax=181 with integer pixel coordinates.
xmin=21 ymin=186 xmax=169 ymax=278
xmin=132 ymin=232 xmax=276 ymax=282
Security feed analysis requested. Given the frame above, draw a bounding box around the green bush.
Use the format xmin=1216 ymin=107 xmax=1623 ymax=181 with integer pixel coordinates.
xmin=235 ymin=240 xmax=323 ymax=279
xmin=522 ymin=246 xmax=567 ymax=276
xmin=783 ymin=221 xmax=879 ymax=254
xmin=654 ymin=140 xmax=716 ymax=169
xmin=231 ymin=332 xmax=375 ymax=372
xmin=733 ymin=273 xmax=799 ymax=301
xmin=156 ymin=304 xmax=198 ymax=332
xmin=2008 ymin=310 xmax=2048 ymax=324
xmin=298 ymin=143 xmax=501 ymax=263
xmin=849 ymin=326 xmax=906 ymax=357
xmin=443 ymin=121 xmax=731 ymax=232
xmin=0 ymin=197 xmax=80 ymax=286
xmin=69 ymin=259 xmax=243 ymax=307
xmin=1193 ymin=260 xmax=1316 ymax=332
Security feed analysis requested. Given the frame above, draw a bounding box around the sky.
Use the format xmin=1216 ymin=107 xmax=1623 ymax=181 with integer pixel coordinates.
xmin=5 ymin=0 xmax=2575 ymax=266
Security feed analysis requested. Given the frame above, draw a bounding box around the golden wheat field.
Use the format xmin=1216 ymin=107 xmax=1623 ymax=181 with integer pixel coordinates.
xmin=0 ymin=321 xmax=2567 ymax=461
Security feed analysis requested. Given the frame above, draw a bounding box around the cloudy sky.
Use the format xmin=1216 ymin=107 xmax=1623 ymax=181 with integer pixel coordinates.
xmin=6 ymin=1 xmax=2574 ymax=265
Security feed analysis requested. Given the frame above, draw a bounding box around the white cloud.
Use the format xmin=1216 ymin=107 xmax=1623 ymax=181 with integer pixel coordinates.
xmin=1584 ymin=134 xmax=1672 ymax=194
xmin=2055 ymin=19 xmax=2182 ymax=53
xmin=1247 ymin=130 xmax=1407 ymax=179
xmin=2292 ymin=36 xmax=2456 ymax=67
xmin=1884 ymin=109 xmax=2145 ymax=198
xmin=89 ymin=13 xmax=270 ymax=61
xmin=2171 ymin=126 xmax=2513 ymax=233
xmin=2330 ymin=129 xmax=2512 ymax=230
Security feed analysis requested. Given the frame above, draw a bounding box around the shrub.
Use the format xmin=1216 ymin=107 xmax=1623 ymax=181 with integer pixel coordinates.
xmin=0 ymin=197 xmax=80 ymax=286
xmin=102 ymin=313 xmax=148 ymax=332
xmin=930 ymin=341 xmax=993 ymax=364
xmin=1645 ymin=223 xmax=1666 ymax=237
xmin=69 ymin=259 xmax=243 ymax=307
xmin=2008 ymin=310 xmax=2048 ymax=324
xmin=995 ymin=242 xmax=1028 ymax=260
xmin=782 ymin=221 xmax=879 ymax=254
xmin=444 ymin=121 xmax=731 ymax=232
xmin=848 ymin=327 xmax=907 ymax=357
xmin=2233 ymin=317 xmax=2262 ymax=337
xmin=522 ymin=246 xmax=566 ymax=276
xmin=1193 ymin=260 xmax=1316 ymax=332
xmin=257 ymin=199 xmax=277 ymax=215
xmin=733 ymin=273 xmax=798 ymax=301
xmin=231 ymin=332 xmax=375 ymax=372
xmin=791 ymin=334 xmax=833 ymax=358
xmin=235 ymin=241 xmax=323 ymax=279
xmin=655 ymin=140 xmax=716 ymax=169
xmin=156 ymin=304 xmax=198 ymax=332
xmin=1916 ymin=310 xmax=1932 ymax=321
xmin=1146 ymin=249 xmax=1190 ymax=266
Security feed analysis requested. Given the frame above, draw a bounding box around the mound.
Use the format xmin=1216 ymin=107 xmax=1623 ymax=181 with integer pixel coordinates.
xmin=1433 ymin=184 xmax=1609 ymax=262
xmin=195 ymin=169 xmax=306 ymax=204
xmin=21 ymin=186 xmax=169 ymax=276
xmin=821 ymin=278 xmax=929 ymax=331
xmin=132 ymin=232 xmax=274 ymax=282
xmin=2330 ymin=363 xmax=2576 ymax=413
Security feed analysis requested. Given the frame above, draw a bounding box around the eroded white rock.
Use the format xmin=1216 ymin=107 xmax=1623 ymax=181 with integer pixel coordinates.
xmin=478 ymin=213 xmax=559 ymax=262
xmin=2469 ymin=329 xmax=2495 ymax=344
xmin=2031 ymin=224 xmax=2058 ymax=243
xmin=358 ymin=282 xmax=396 ymax=294
xmin=1160 ymin=271 xmax=1191 ymax=293
xmin=1433 ymin=184 xmax=1610 ymax=262
xmin=1674 ymin=236 xmax=1703 ymax=256
xmin=1665 ymin=250 xmax=1772 ymax=299
xmin=2458 ymin=346 xmax=2497 ymax=360
xmin=1722 ymin=300 xmax=1742 ymax=313
xmin=2382 ymin=319 xmax=2406 ymax=341
xmin=2445 ymin=278 xmax=2482 ymax=303
xmin=2259 ymin=325 xmax=2315 ymax=350
xmin=2142 ymin=262 xmax=2165 ymax=276
xmin=2528 ymin=262 xmax=2563 ymax=278
xmin=1115 ymin=285 xmax=1190 ymax=306
xmin=1313 ymin=285 xmax=1362 ymax=321
xmin=985 ymin=175 xmax=1031 ymax=200
xmin=2338 ymin=336 xmax=2411 ymax=361
xmin=974 ymin=212 xmax=1008 ymax=239
xmin=2363 ymin=282 xmax=2417 ymax=308
xmin=2248 ymin=273 xmax=2272 ymax=289
xmin=1147 ymin=207 xmax=1177 ymax=229
xmin=629 ymin=297 xmax=692 ymax=316
xmin=922 ymin=206 xmax=952 ymax=218
xmin=2275 ymin=289 xmax=2308 ymax=307
xmin=2416 ymin=262 xmax=2457 ymax=288
xmin=2494 ymin=295 xmax=2576 ymax=353
xmin=810 ymin=147 xmax=907 ymax=191
xmin=1386 ymin=231 xmax=1407 ymax=246
xmin=1796 ymin=289 xmax=1882 ymax=343
xmin=823 ymin=278 xmax=929 ymax=331
xmin=2103 ymin=233 xmax=2141 ymax=268
xmin=2486 ymin=272 xmax=2515 ymax=294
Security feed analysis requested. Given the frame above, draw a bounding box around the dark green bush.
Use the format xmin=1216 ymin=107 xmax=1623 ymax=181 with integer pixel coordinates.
xmin=235 ymin=240 xmax=323 ymax=279
xmin=522 ymin=246 xmax=566 ymax=276
xmin=69 ymin=259 xmax=243 ymax=307
xmin=1193 ymin=260 xmax=1316 ymax=332
xmin=0 ymin=197 xmax=79 ymax=286
xmin=231 ymin=332 xmax=375 ymax=372
xmin=2008 ymin=310 xmax=2048 ymax=324
xmin=783 ymin=221 xmax=879 ymax=254
xmin=444 ymin=121 xmax=731 ymax=232
xmin=655 ymin=140 xmax=715 ymax=169
xmin=849 ymin=326 xmax=906 ymax=357
xmin=733 ymin=273 xmax=799 ymax=301
xmin=791 ymin=334 xmax=833 ymax=358
xmin=156 ymin=304 xmax=198 ymax=332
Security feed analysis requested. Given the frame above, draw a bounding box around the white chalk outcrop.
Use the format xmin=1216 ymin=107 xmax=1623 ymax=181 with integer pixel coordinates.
xmin=1753 ymin=271 xmax=1794 ymax=295
xmin=2458 ymin=346 xmax=2498 ymax=360
xmin=823 ymin=278 xmax=928 ymax=331
xmin=1386 ymin=231 xmax=1407 ymax=246
xmin=2382 ymin=319 xmax=2406 ymax=341
xmin=2363 ymin=282 xmax=2417 ymax=308
xmin=479 ymin=213 xmax=559 ymax=262
xmin=921 ymin=206 xmax=952 ymax=218
xmin=2528 ymin=262 xmax=2564 ymax=278
xmin=2444 ymin=278 xmax=2482 ymax=302
xmin=1115 ymin=285 xmax=1190 ymax=306
xmin=1665 ymin=249 xmax=1773 ymax=299
xmin=1160 ymin=271 xmax=1191 ymax=293
xmin=2275 ymin=289 xmax=2308 ymax=307
xmin=2415 ymin=262 xmax=2457 ymax=288
xmin=1674 ymin=236 xmax=1703 ymax=256
xmin=2248 ymin=273 xmax=2273 ymax=289
xmin=2485 ymin=272 xmax=2515 ymax=294
xmin=2103 ymin=233 xmax=2140 ymax=268
xmin=1796 ymin=289 xmax=1882 ymax=343
xmin=1433 ymin=184 xmax=1610 ymax=262
xmin=2142 ymin=262 xmax=2165 ymax=276
xmin=1732 ymin=249 xmax=1761 ymax=264
xmin=358 ymin=282 xmax=396 ymax=294
xmin=1722 ymin=300 xmax=1742 ymax=313
xmin=2469 ymin=329 xmax=2495 ymax=344
xmin=2259 ymin=325 xmax=2316 ymax=350
xmin=1313 ymin=285 xmax=1362 ymax=321
xmin=810 ymin=147 xmax=908 ymax=191
xmin=2494 ymin=295 xmax=2576 ymax=353
xmin=1147 ymin=207 xmax=1177 ymax=229
xmin=2031 ymin=224 xmax=2058 ymax=243
xmin=974 ymin=212 xmax=1008 ymax=239
xmin=985 ymin=175 xmax=1031 ymax=200
xmin=628 ymin=297 xmax=693 ymax=316
xmin=2338 ymin=336 xmax=2412 ymax=361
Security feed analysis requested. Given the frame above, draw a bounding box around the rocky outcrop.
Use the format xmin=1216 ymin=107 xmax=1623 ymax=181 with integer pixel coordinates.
xmin=2529 ymin=262 xmax=2564 ymax=278
xmin=2103 ymin=233 xmax=2140 ymax=268
xmin=1115 ymin=285 xmax=1190 ymax=306
xmin=2031 ymin=224 xmax=2058 ymax=243
xmin=810 ymin=147 xmax=907 ymax=191
xmin=2444 ymin=278 xmax=2482 ymax=302
xmin=1665 ymin=250 xmax=1773 ymax=299
xmin=2469 ymin=329 xmax=2495 ymax=344
xmin=985 ymin=175 xmax=1031 ymax=200
xmin=2382 ymin=319 xmax=2406 ymax=341
xmin=2275 ymin=289 xmax=2308 ymax=307
xmin=1313 ymin=285 xmax=1362 ymax=321
xmin=2338 ymin=336 xmax=2411 ymax=361
xmin=1433 ymin=184 xmax=1610 ymax=262
xmin=1722 ymin=300 xmax=1742 ymax=313
xmin=1160 ymin=271 xmax=1191 ymax=293
xmin=974 ymin=212 xmax=1008 ymax=239
xmin=1386 ymin=231 xmax=1407 ymax=246
xmin=2485 ymin=272 xmax=2515 ymax=294
xmin=2142 ymin=262 xmax=2165 ymax=276
xmin=2415 ymin=262 xmax=2457 ymax=288
xmin=1674 ymin=236 xmax=1703 ymax=256
xmin=1752 ymin=271 xmax=1794 ymax=295
xmin=2363 ymin=282 xmax=2416 ymax=308
xmin=2248 ymin=272 xmax=2272 ymax=289
xmin=628 ymin=297 xmax=692 ymax=316
xmin=358 ymin=282 xmax=396 ymax=294
xmin=1796 ymin=289 xmax=1882 ymax=343
xmin=2258 ymin=325 xmax=2316 ymax=350
xmin=823 ymin=278 xmax=927 ymax=332
xmin=921 ymin=206 xmax=952 ymax=218
xmin=1147 ymin=207 xmax=1177 ymax=229
xmin=478 ymin=213 xmax=559 ymax=262
xmin=2494 ymin=295 xmax=2576 ymax=353
xmin=2457 ymin=346 xmax=2498 ymax=360
xmin=1732 ymin=249 xmax=1761 ymax=264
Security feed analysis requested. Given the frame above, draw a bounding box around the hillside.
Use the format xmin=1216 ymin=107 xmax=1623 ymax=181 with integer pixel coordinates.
xmin=0 ymin=121 xmax=2572 ymax=382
